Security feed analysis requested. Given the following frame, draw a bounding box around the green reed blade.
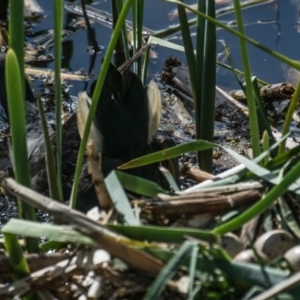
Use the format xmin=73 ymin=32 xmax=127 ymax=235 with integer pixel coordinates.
xmin=251 ymin=77 xmax=276 ymax=149
xmin=157 ymin=0 xmax=267 ymax=39
xmin=8 ymin=0 xmax=38 ymax=253
xmin=197 ymin=0 xmax=216 ymax=172
xmin=3 ymin=232 xmax=30 ymax=279
xmin=262 ymin=131 xmax=270 ymax=166
xmin=113 ymin=0 xmax=130 ymax=65
xmin=144 ymin=241 xmax=197 ymax=300
xmin=35 ymin=92 xmax=62 ymax=201
xmin=232 ymin=0 xmax=260 ymax=158
xmin=53 ymin=0 xmax=64 ymax=199
xmin=131 ymin=0 xmax=144 ymax=76
xmin=177 ymin=1 xmax=196 ymax=99
xmin=278 ymin=80 xmax=300 ymax=155
xmin=166 ymin=0 xmax=300 ymax=72
xmin=119 ymin=140 xmax=215 ymax=169
xmin=214 ymin=157 xmax=300 ymax=235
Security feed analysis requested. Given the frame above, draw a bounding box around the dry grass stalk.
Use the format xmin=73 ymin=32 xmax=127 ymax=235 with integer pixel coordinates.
xmin=0 ymin=177 xmax=164 ymax=275
xmin=0 ymin=253 xmax=68 ymax=279
xmin=140 ymin=190 xmax=261 ymax=216
xmin=180 ymin=163 xmax=214 ymax=182
xmin=86 ymin=142 xmax=113 ymax=210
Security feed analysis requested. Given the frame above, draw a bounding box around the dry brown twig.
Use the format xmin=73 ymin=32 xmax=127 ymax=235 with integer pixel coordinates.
xmin=0 ymin=257 xmax=84 ymax=299
xmin=0 ymin=253 xmax=68 ymax=279
xmin=180 ymin=163 xmax=214 ymax=182
xmin=86 ymin=142 xmax=113 ymax=210
xmin=137 ymin=189 xmax=261 ymax=216
xmin=25 ymin=66 xmax=91 ymax=81
xmin=0 ymin=177 xmax=164 ymax=275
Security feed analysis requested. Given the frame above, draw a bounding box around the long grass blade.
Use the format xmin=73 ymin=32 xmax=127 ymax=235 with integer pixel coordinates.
xmin=3 ymin=232 xmax=30 ymax=279
xmin=232 ymin=0 xmax=260 ymax=158
xmin=3 ymin=219 xmax=94 ymax=245
xmin=113 ymin=0 xmax=130 ymax=65
xmin=8 ymin=0 xmax=39 ymax=258
xmin=105 ymin=171 xmax=139 ymax=225
xmin=156 ymin=0 xmax=269 ymax=39
xmin=108 ymin=224 xmax=218 ymax=244
xmin=150 ymin=248 xmax=300 ymax=296
xmin=131 ymin=0 xmax=144 ymax=76
xmin=143 ymin=241 xmax=197 ymax=300
xmin=116 ymin=170 xmax=172 ymax=198
xmin=214 ymin=157 xmax=300 ymax=235
xmin=188 ymin=244 xmax=198 ymax=299
xmin=166 ymin=0 xmax=300 ymax=71
xmin=53 ymin=0 xmax=64 ymax=199
xmin=35 ymin=93 xmax=62 ymax=201
xmin=177 ymin=1 xmax=196 ymax=99
xmin=278 ymin=80 xmax=300 ymax=155
xmin=6 ymin=50 xmax=38 ymax=252
xmin=119 ymin=140 xmax=215 ymax=169
xmin=197 ymin=0 xmax=216 ymax=172
xmin=251 ymin=77 xmax=276 ymax=149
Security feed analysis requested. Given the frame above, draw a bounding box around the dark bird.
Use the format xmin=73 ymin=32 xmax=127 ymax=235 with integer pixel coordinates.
xmin=0 ymin=52 xmax=178 ymax=212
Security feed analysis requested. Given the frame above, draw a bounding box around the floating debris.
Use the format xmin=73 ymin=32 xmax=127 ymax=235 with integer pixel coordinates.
xmin=64 ymin=1 xmax=154 ymax=36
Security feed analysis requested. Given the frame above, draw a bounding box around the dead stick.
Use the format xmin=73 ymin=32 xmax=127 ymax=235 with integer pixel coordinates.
xmin=0 ymin=253 xmax=68 ymax=279
xmin=146 ymin=190 xmax=261 ymax=215
xmin=0 ymin=177 xmax=164 ymax=275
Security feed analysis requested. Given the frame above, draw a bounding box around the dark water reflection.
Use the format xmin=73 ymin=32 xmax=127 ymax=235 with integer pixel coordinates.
xmin=217 ymin=0 xmax=300 ymax=89
xmin=0 ymin=1 xmax=296 ymax=224
xmin=32 ymin=0 xmax=300 ymax=99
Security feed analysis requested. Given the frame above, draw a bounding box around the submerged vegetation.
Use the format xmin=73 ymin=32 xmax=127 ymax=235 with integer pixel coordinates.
xmin=1 ymin=0 xmax=300 ymax=299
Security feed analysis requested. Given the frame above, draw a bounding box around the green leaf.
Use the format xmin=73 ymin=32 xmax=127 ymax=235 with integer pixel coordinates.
xmin=149 ymin=248 xmax=300 ymax=297
xmin=179 ymin=133 xmax=289 ymax=194
xmin=105 ymin=171 xmax=139 ymax=225
xmin=278 ymin=196 xmax=300 ymax=240
xmin=4 ymin=232 xmax=30 ymax=279
xmin=232 ymin=0 xmax=260 ymax=157
xmin=2 ymin=219 xmax=94 ymax=245
xmin=222 ymin=147 xmax=300 ymax=195
xmin=159 ymin=166 xmax=179 ymax=192
xmin=214 ymin=157 xmax=300 ymax=235
xmin=53 ymin=0 xmax=64 ymax=198
xmin=188 ymin=244 xmax=199 ymax=299
xmin=6 ymin=49 xmax=38 ymax=253
xmin=144 ymin=241 xmax=197 ymax=300
xmin=278 ymin=79 xmax=300 ymax=154
xmin=119 ymin=140 xmax=215 ymax=170
xmin=196 ymin=0 xmax=216 ymax=172
xmin=116 ymin=170 xmax=172 ymax=198
xmin=108 ymin=224 xmax=218 ymax=244
xmin=251 ymin=77 xmax=276 ymax=149
xmin=165 ymin=0 xmax=300 ymax=71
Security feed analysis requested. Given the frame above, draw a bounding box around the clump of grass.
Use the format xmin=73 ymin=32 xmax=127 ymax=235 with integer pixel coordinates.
xmin=3 ymin=1 xmax=300 ymax=299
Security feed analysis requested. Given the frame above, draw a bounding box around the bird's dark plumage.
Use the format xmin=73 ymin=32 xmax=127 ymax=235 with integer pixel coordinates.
xmin=0 ymin=52 xmax=176 ymax=212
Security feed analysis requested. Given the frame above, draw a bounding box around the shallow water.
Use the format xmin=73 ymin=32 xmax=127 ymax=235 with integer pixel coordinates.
xmin=31 ymin=0 xmax=300 ymax=98
xmin=216 ymin=0 xmax=300 ymax=88
xmin=0 ymin=0 xmax=299 ymax=224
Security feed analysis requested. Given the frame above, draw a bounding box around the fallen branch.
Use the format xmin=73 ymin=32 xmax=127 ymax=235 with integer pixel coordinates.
xmin=0 ymin=177 xmax=164 ymax=275
xmin=139 ymin=190 xmax=261 ymax=215
xmin=0 ymin=253 xmax=68 ymax=279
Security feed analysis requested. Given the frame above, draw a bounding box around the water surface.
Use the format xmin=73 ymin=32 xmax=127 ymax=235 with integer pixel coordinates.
xmin=29 ymin=1 xmax=300 ymax=99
